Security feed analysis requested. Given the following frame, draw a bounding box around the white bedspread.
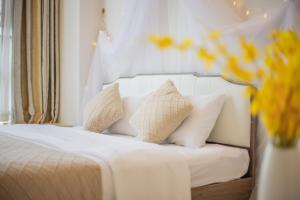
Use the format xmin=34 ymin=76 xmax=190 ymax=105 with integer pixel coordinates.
xmin=0 ymin=125 xmax=191 ymax=200
xmin=102 ymin=133 xmax=249 ymax=188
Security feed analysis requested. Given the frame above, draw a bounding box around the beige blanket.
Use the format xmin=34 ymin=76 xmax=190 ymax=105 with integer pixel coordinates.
xmin=0 ymin=135 xmax=103 ymax=200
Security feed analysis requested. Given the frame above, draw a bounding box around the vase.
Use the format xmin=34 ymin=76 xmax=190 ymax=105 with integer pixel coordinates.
xmin=257 ymin=141 xmax=300 ymax=200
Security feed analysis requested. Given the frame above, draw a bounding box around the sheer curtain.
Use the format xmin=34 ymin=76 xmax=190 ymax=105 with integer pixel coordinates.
xmin=83 ymin=0 xmax=298 ymax=108
xmin=0 ymin=0 xmax=14 ymax=123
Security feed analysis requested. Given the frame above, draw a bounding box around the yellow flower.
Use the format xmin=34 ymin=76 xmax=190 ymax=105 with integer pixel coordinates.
xmin=272 ymin=30 xmax=299 ymax=56
xmin=240 ymin=36 xmax=259 ymax=62
xmin=207 ymin=31 xmax=221 ymax=41
xmin=197 ymin=47 xmax=216 ymax=69
xmin=216 ymin=44 xmax=228 ymax=56
xmin=250 ymin=98 xmax=260 ymax=115
xmin=255 ymin=68 xmax=265 ymax=80
xmin=225 ymin=56 xmax=254 ymax=82
xmin=177 ymin=38 xmax=193 ymax=51
xmin=243 ymin=86 xmax=256 ymax=98
xmin=149 ymin=35 xmax=173 ymax=49
xmin=264 ymin=53 xmax=277 ymax=70
xmin=149 ymin=34 xmax=159 ymax=43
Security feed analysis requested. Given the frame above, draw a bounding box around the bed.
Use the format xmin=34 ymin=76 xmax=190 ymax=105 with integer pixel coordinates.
xmin=0 ymin=74 xmax=256 ymax=200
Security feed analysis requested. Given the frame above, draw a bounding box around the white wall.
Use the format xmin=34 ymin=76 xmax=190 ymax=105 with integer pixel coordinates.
xmin=60 ymin=0 xmax=104 ymax=125
xmin=60 ymin=0 xmax=80 ymax=125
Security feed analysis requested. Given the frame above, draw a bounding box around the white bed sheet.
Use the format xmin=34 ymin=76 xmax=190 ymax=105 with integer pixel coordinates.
xmin=0 ymin=125 xmax=249 ymax=200
xmin=104 ymin=132 xmax=249 ymax=188
xmin=0 ymin=125 xmax=192 ymax=200
xmin=163 ymin=143 xmax=249 ymax=187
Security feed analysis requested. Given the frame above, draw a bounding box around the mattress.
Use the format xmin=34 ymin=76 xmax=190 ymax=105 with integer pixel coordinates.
xmin=105 ymin=133 xmax=249 ymax=188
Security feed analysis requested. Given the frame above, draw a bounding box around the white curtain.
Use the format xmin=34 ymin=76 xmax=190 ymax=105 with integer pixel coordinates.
xmin=83 ymin=0 xmax=299 ymax=107
xmin=0 ymin=0 xmax=14 ymax=123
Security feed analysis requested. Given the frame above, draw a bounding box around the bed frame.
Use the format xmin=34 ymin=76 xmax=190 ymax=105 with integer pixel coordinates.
xmin=105 ymin=73 xmax=257 ymax=200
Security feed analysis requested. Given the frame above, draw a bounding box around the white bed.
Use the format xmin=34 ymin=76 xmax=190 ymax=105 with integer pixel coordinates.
xmin=0 ymin=74 xmax=255 ymax=200
xmin=0 ymin=125 xmax=249 ymax=200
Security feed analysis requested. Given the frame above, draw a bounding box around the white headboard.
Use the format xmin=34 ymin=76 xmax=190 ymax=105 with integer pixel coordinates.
xmin=106 ymin=74 xmax=252 ymax=148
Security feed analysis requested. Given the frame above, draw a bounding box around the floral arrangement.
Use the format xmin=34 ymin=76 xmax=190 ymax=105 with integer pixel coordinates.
xmin=149 ymin=30 xmax=300 ymax=147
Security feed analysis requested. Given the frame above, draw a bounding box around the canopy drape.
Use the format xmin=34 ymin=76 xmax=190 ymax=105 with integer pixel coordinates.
xmin=83 ymin=0 xmax=299 ymax=107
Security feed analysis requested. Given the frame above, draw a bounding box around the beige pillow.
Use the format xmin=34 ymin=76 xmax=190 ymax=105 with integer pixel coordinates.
xmin=130 ymin=80 xmax=193 ymax=143
xmin=83 ymin=83 xmax=124 ymax=132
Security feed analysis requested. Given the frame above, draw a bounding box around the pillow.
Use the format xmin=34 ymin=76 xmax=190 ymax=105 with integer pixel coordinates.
xmin=83 ymin=83 xmax=124 ymax=132
xmin=109 ymin=96 xmax=144 ymax=136
xmin=129 ymin=80 xmax=193 ymax=143
xmin=168 ymin=94 xmax=226 ymax=148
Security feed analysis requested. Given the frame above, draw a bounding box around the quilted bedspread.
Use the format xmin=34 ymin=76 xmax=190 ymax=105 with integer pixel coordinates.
xmin=0 ymin=134 xmax=103 ymax=200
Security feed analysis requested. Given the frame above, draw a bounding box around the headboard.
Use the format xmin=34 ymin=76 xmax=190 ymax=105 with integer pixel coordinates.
xmin=105 ymin=74 xmax=253 ymax=148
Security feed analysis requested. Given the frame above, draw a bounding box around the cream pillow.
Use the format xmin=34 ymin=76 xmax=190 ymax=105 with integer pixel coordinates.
xmin=129 ymin=80 xmax=193 ymax=143
xmin=83 ymin=83 xmax=124 ymax=132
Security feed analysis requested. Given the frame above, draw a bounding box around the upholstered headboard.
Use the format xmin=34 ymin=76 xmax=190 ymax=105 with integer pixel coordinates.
xmin=105 ymin=74 xmax=252 ymax=148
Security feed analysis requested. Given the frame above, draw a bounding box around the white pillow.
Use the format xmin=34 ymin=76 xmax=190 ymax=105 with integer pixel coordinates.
xmin=109 ymin=96 xmax=144 ymax=136
xmin=168 ymin=94 xmax=226 ymax=148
